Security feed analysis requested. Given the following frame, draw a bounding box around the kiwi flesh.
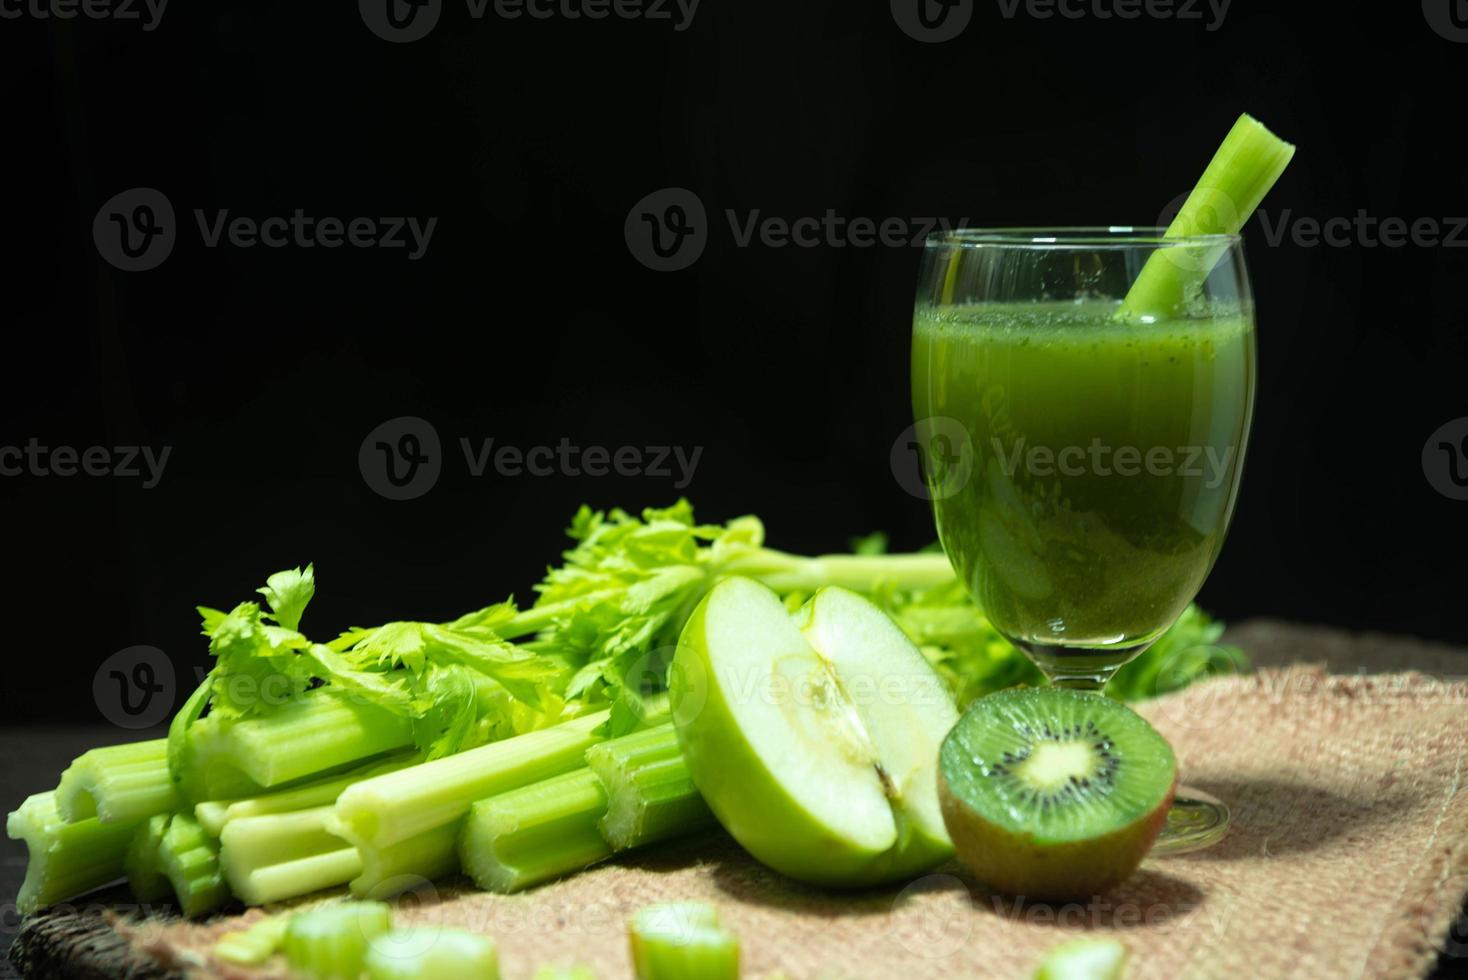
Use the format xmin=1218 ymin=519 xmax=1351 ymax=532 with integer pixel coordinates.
xmin=938 ymin=686 xmax=1177 ymax=900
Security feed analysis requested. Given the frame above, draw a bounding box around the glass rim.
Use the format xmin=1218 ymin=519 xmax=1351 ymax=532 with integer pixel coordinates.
xmin=925 ymin=226 xmax=1242 ymax=249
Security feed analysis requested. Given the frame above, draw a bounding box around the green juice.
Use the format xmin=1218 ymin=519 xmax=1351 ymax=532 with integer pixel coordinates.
xmin=912 ymin=301 xmax=1255 ymax=673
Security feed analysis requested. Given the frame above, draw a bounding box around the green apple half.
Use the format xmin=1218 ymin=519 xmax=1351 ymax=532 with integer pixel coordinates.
xmin=670 ymin=576 xmax=959 ymax=887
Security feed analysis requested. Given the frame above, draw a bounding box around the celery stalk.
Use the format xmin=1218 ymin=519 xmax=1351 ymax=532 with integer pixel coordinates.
xmin=5 ymin=792 xmax=141 ymax=914
xmin=197 ymin=752 xmax=420 ymax=837
xmin=341 ymin=822 xmax=461 ymax=899
xmin=180 ymin=690 xmax=414 ymax=803
xmin=124 ymin=814 xmax=173 ymax=903
xmin=56 ymin=739 xmax=178 ymax=825
xmin=628 ymin=903 xmax=738 ymax=980
xmin=459 ymin=769 xmax=613 ymax=893
xmin=157 ymin=813 xmax=231 ymax=917
xmin=1119 ymin=113 xmax=1295 ymax=320
xmin=284 ymin=901 xmax=393 ymax=979
xmin=365 ymin=927 xmax=500 ymax=980
xmin=585 ymin=723 xmax=713 ymax=850
xmin=332 ymin=710 xmax=613 ymax=853
xmin=220 ymin=805 xmax=361 ymax=904
xmin=215 ymin=913 xmax=290 ymax=966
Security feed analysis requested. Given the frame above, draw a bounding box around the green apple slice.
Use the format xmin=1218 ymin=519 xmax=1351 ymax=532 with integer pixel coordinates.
xmin=670 ymin=576 xmax=959 ymax=887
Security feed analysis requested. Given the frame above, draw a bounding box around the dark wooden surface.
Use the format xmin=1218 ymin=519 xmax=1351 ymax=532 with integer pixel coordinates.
xmin=4 ymin=623 xmax=1467 ymax=978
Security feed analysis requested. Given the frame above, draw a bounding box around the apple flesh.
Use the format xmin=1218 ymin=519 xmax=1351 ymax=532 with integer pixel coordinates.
xmin=670 ymin=577 xmax=958 ymax=887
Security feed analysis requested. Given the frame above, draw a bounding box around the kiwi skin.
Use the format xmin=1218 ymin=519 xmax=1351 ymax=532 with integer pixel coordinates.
xmin=939 ymin=769 xmax=1176 ymax=901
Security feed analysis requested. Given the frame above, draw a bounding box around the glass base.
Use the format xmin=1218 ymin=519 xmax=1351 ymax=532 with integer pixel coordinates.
xmin=1150 ymin=786 xmax=1230 ymax=855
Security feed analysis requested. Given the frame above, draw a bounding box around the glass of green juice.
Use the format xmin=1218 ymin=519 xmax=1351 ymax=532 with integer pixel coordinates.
xmin=911 ymin=227 xmax=1255 ymax=853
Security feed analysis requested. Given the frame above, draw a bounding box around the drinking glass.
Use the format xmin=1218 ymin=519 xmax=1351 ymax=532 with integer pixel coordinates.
xmin=911 ymin=227 xmax=1256 ymax=853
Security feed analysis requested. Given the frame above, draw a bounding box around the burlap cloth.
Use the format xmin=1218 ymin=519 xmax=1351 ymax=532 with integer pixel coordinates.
xmin=116 ymin=623 xmax=1468 ymax=980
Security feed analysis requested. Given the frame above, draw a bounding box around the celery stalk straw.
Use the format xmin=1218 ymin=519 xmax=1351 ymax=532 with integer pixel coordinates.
xmin=1119 ymin=113 xmax=1295 ymax=319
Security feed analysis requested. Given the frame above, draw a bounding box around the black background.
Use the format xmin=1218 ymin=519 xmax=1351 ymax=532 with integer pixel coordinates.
xmin=3 ymin=0 xmax=1467 ymax=730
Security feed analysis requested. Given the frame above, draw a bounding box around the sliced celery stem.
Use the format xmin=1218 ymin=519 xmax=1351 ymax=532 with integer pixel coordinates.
xmin=215 ymin=914 xmax=290 ymax=966
xmin=197 ymin=751 xmax=419 ymax=837
xmin=57 ymin=739 xmax=179 ymax=825
xmin=284 ymin=901 xmax=393 ymax=980
xmin=332 ymin=710 xmax=614 ymax=853
xmin=629 ymin=903 xmax=739 ymax=980
xmin=6 ymin=792 xmax=141 ymax=914
xmin=220 ymin=805 xmax=363 ymax=904
xmin=365 ymin=927 xmax=500 ymax=980
xmin=158 ymin=813 xmax=231 ymax=917
xmin=1119 ymin=113 xmax=1296 ymax=319
xmin=124 ymin=814 xmax=173 ymax=903
xmin=586 ymin=722 xmax=713 ymax=850
xmin=181 ymin=690 xmax=414 ymax=803
xmin=459 ymin=769 xmax=612 ymax=893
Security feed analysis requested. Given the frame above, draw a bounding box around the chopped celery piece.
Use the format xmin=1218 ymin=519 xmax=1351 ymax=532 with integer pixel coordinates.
xmin=284 ymin=901 xmax=393 ymax=979
xmin=459 ymin=769 xmax=612 ymax=893
xmin=179 ymin=689 xmax=414 ymax=803
xmin=333 ymin=710 xmax=613 ymax=854
xmin=197 ymin=751 xmax=419 ymax=837
xmin=1119 ymin=113 xmax=1295 ymax=319
xmin=56 ymin=739 xmax=178 ymax=825
xmin=533 ymin=968 xmax=596 ymax=980
xmin=215 ymin=913 xmax=290 ymax=966
xmin=220 ymin=805 xmax=361 ymax=905
xmin=1034 ymin=938 xmax=1127 ymax=980
xmin=6 ymin=792 xmax=140 ymax=914
xmin=628 ymin=903 xmax=738 ymax=980
xmin=339 ymin=821 xmax=461 ymax=899
xmin=585 ymin=723 xmax=713 ymax=850
xmin=158 ymin=813 xmax=231 ymax=917
xmin=365 ymin=927 xmax=499 ymax=980
xmin=124 ymin=814 xmax=172 ymax=903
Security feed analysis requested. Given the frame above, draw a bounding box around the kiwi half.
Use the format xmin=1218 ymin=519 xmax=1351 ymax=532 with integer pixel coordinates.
xmin=938 ymin=686 xmax=1177 ymax=900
